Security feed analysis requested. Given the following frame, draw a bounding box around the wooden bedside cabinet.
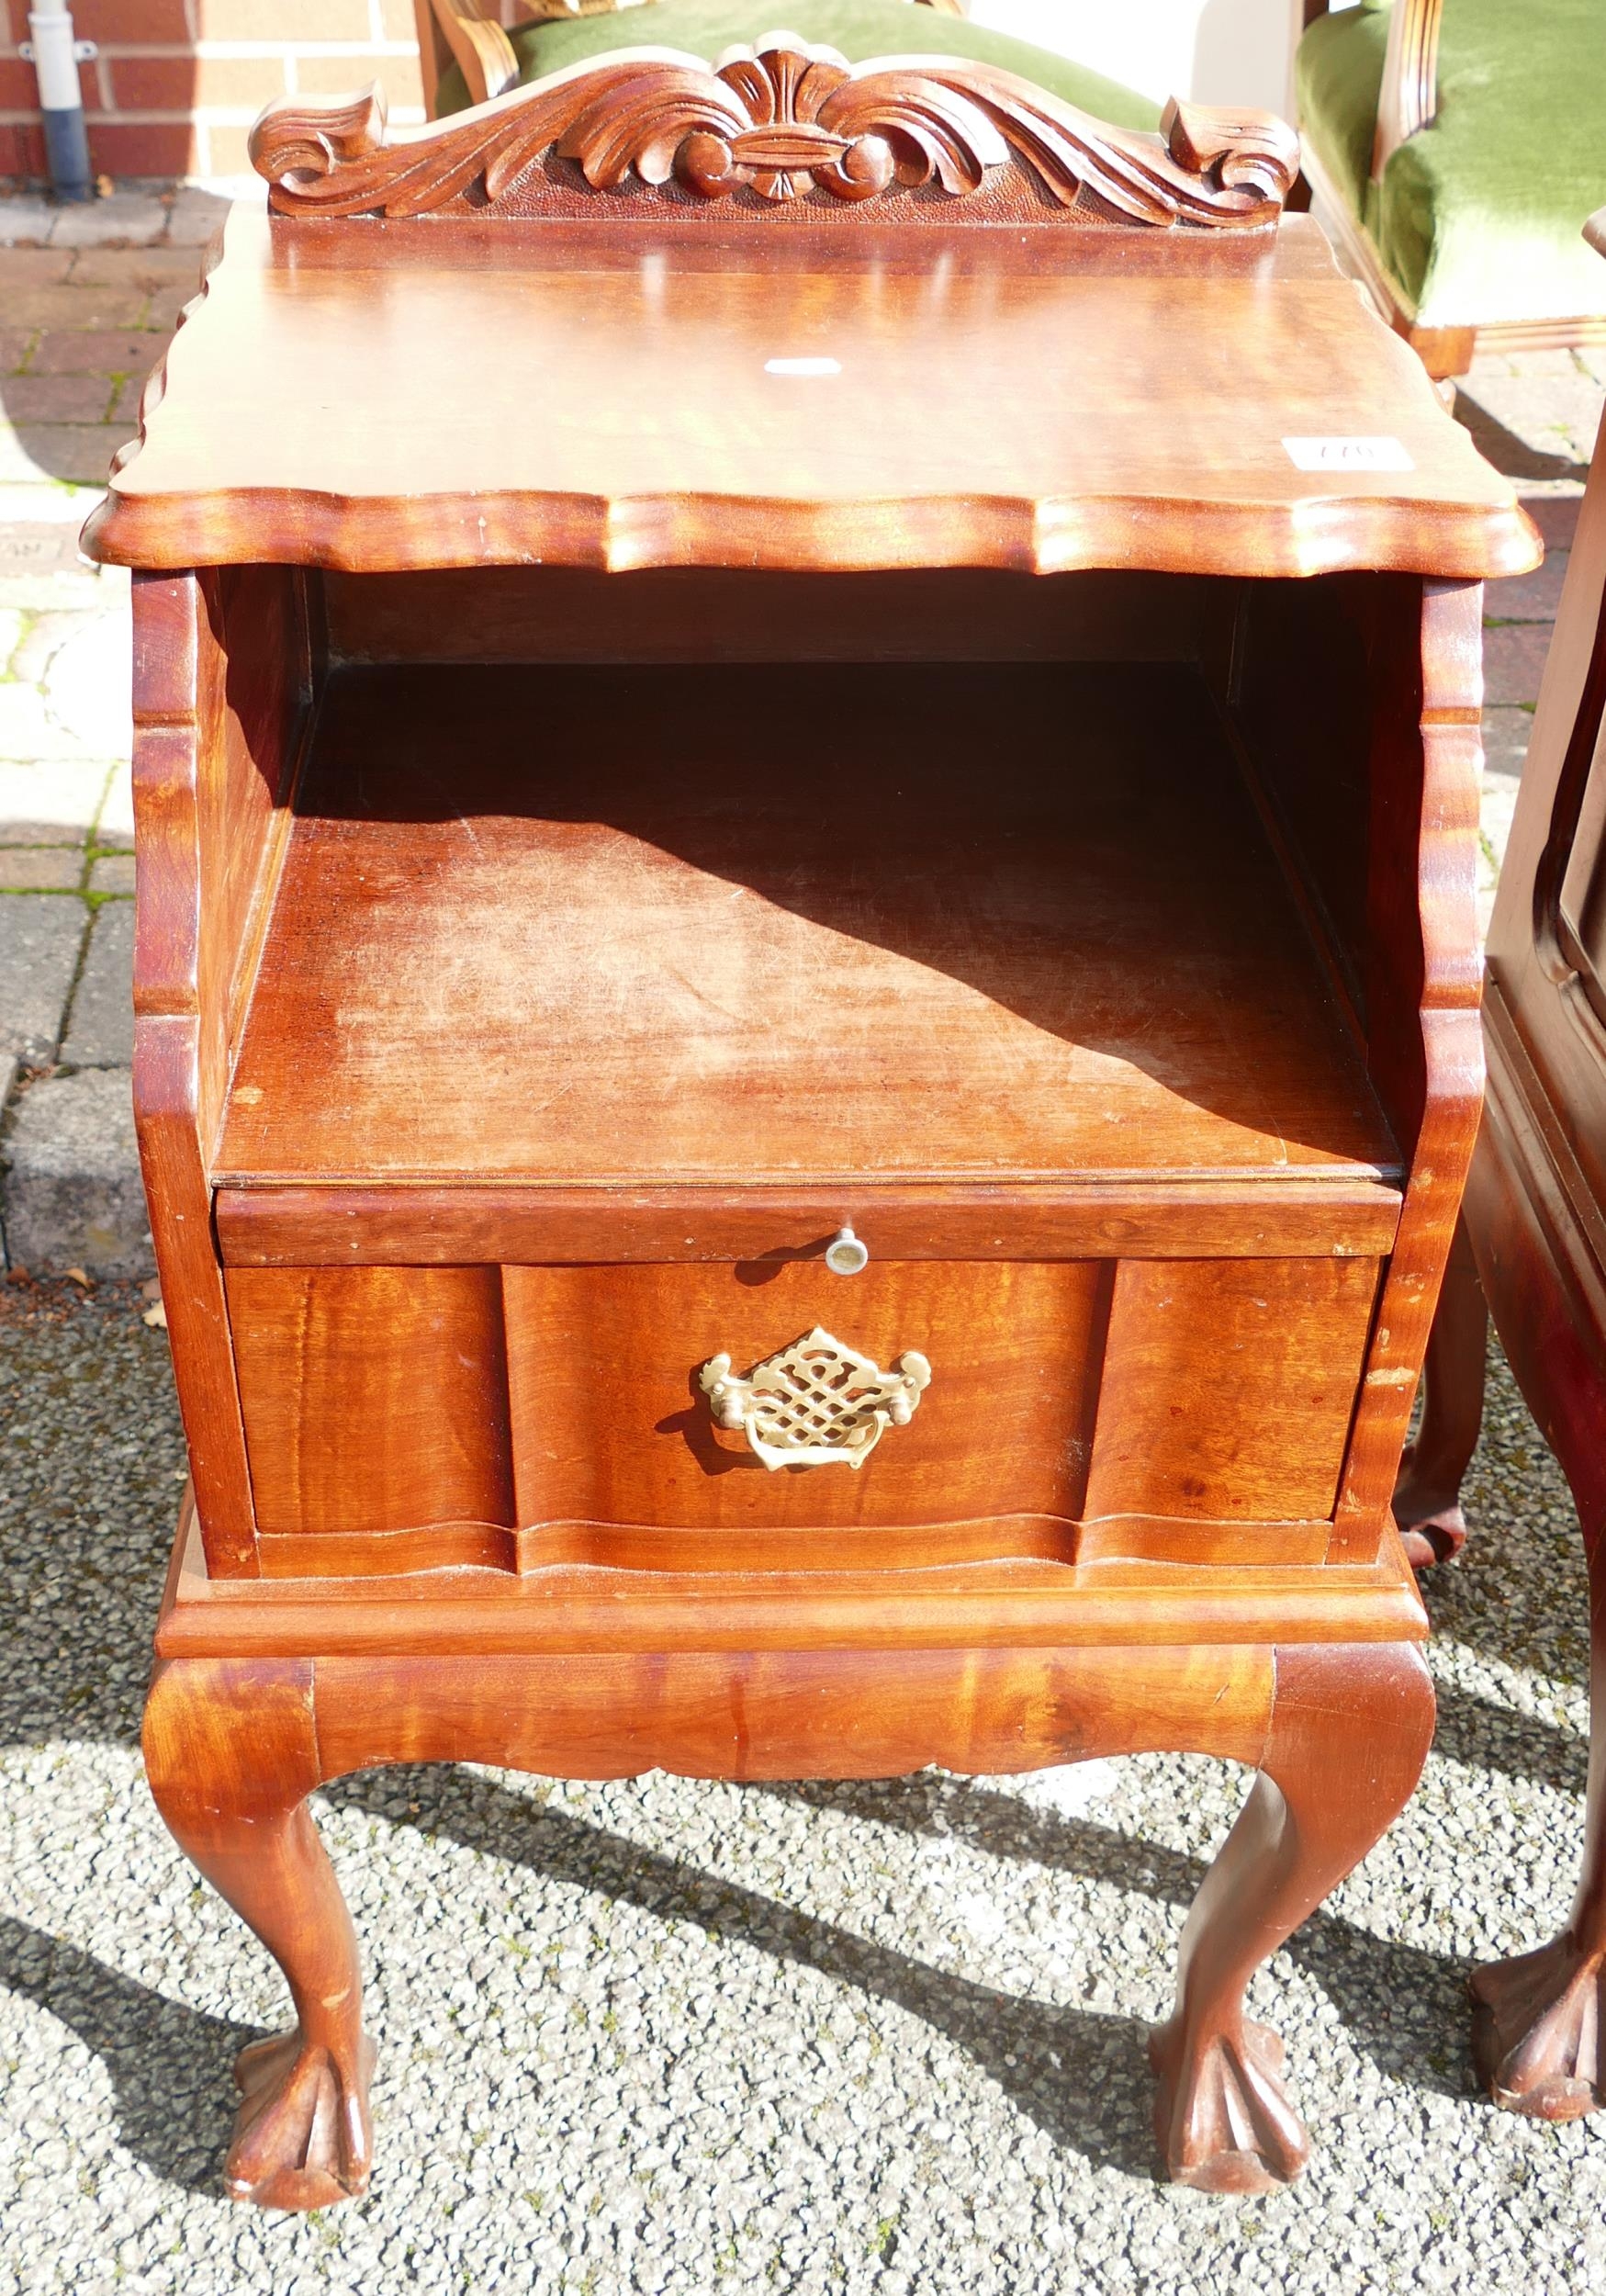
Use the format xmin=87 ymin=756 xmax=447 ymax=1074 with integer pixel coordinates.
xmin=85 ymin=34 xmax=1537 ymax=2208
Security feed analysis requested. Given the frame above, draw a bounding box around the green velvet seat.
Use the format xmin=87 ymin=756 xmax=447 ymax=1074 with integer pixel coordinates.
xmin=1297 ymin=0 xmax=1606 ymax=337
xmin=435 ymin=0 xmax=1161 ymax=135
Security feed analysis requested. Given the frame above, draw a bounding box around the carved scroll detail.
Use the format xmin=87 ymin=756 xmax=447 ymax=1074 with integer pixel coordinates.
xmin=249 ymin=33 xmax=1299 ymax=226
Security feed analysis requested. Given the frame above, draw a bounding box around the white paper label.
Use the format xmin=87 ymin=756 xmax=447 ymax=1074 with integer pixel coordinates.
xmin=765 ymin=357 xmax=842 ymax=377
xmin=1282 ymin=435 xmax=1415 ymax=472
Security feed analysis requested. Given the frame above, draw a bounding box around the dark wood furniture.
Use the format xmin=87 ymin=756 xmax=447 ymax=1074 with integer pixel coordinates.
xmin=1396 ymin=211 xmax=1606 ymax=2116
xmin=89 ymin=33 xmax=1536 ymax=2209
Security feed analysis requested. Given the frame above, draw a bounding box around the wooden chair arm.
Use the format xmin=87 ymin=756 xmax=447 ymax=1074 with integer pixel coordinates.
xmin=1372 ymin=0 xmax=1443 ymax=177
xmin=413 ymin=0 xmax=521 ymax=112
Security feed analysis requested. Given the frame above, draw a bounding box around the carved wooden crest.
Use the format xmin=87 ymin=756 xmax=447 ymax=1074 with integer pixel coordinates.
xmin=249 ymin=32 xmax=1299 ymax=228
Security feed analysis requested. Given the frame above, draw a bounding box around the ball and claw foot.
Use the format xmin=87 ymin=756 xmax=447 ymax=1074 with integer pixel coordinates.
xmin=1471 ymin=1939 xmax=1606 ymax=2122
xmin=1392 ymin=1449 xmax=1468 ymax=1571
xmin=1148 ymin=2016 xmax=1311 ymax=2193
xmin=225 ymin=2030 xmax=376 ymax=2210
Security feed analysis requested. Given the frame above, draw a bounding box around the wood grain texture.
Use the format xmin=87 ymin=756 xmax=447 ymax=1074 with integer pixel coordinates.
xmin=213 ymin=1178 xmax=1404 ymax=1268
xmin=1330 ymin=579 xmax=1486 ymax=1560
xmin=227 ymin=1266 xmax=516 ymax=1536
xmin=503 ymin=1257 xmax=1108 ymax=1539
xmin=152 ymin=1494 xmax=1430 ymax=1658
xmin=248 ymin=35 xmax=1298 ymax=227
xmin=1083 ymin=1258 xmax=1380 ymax=1525
xmin=130 ymin=571 xmax=293 ymax=1578
xmin=143 ymin=1659 xmax=375 ymax=2209
xmin=1151 ymin=1639 xmax=1434 ymax=2189
xmin=81 ymin=210 xmax=1537 ymax=580
xmin=215 ymin=661 xmax=1399 ymax=1199
xmin=309 ymin=1643 xmax=1275 ymax=1780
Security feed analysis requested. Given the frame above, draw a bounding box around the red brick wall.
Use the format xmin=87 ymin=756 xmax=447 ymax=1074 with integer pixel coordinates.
xmin=0 ymin=0 xmax=425 ymax=182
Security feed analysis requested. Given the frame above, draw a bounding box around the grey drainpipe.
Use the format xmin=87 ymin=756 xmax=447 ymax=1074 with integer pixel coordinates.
xmin=19 ymin=6 xmax=98 ymax=203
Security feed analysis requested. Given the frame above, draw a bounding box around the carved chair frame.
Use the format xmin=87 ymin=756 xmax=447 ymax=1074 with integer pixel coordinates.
xmin=411 ymin=0 xmax=970 ymax=115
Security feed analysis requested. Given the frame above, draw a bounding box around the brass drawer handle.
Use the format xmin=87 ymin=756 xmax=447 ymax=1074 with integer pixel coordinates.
xmin=699 ymin=1326 xmax=931 ymax=1470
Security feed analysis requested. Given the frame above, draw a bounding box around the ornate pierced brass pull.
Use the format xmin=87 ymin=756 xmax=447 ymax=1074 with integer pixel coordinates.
xmin=699 ymin=1327 xmax=931 ymax=1470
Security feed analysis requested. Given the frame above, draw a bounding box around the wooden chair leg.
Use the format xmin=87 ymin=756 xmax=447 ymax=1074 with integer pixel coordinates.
xmin=142 ymin=1659 xmax=376 ymax=2210
xmin=1149 ymin=1642 xmax=1435 ymax=2192
xmin=1472 ymin=1481 xmax=1606 ymax=2116
xmin=1394 ymin=1210 xmax=1488 ymax=1568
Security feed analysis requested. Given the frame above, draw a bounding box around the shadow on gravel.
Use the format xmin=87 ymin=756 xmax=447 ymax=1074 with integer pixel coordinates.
xmin=1430 ymin=1681 xmax=1589 ymax=1797
xmin=761 ymin=1775 xmax=1485 ymax=2107
xmin=0 ymin=1911 xmax=251 ymax=2195
xmin=326 ymin=1765 xmax=1169 ymax=2181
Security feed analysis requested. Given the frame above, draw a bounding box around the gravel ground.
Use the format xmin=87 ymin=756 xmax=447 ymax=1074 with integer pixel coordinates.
xmin=1 ymin=1275 xmax=1603 ymax=2294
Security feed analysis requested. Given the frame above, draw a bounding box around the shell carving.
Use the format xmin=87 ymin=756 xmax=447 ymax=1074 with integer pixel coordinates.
xmin=249 ymin=32 xmax=1300 ymax=226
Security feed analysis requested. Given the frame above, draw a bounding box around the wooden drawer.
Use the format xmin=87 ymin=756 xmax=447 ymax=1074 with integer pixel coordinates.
xmin=224 ymin=1253 xmax=1382 ymax=1574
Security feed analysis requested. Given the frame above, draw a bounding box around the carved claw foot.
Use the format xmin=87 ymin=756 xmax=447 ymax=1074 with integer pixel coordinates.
xmin=1149 ymin=2016 xmax=1311 ymax=2192
xmin=225 ymin=2030 xmax=376 ymax=2209
xmin=1472 ymin=1938 xmax=1606 ymax=2121
xmin=1392 ymin=1453 xmax=1468 ymax=1570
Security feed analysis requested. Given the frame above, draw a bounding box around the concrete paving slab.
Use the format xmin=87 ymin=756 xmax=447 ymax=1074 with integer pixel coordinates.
xmin=0 ymin=849 xmax=84 ymax=892
xmin=1488 ymin=547 xmax=1569 ymax=625
xmin=60 ymin=900 xmax=133 ymax=1069
xmin=0 ymin=425 xmax=129 ymax=487
xmin=0 ymin=194 xmax=55 ymax=246
xmin=48 ymin=196 xmax=170 ymax=249
xmin=164 ymin=197 xmax=231 ymax=247
xmin=0 ymin=483 xmax=98 ymax=523
xmin=95 ymin=760 xmax=133 ymax=849
xmin=1519 ymin=493 xmax=1584 ymax=550
xmin=1481 ymin=706 xmax=1533 ymax=786
xmin=0 ymin=760 xmax=111 ymax=843
xmin=0 ymin=892 xmax=84 ymax=1065
xmin=0 ymin=681 xmax=102 ymax=760
xmin=0 ymin=1066 xmax=149 ymax=1276
xmin=86 ymin=853 xmax=135 ymax=895
xmin=1483 ymin=622 xmax=1554 ymax=709
xmin=44 ymin=610 xmax=131 ymax=758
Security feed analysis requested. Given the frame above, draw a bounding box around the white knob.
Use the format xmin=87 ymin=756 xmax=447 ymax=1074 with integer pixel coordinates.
xmin=825 ymin=1226 xmax=870 ymax=1277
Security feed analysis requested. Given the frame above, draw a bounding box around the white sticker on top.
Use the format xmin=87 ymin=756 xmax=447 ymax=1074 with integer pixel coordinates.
xmin=1282 ymin=435 xmax=1415 ymax=472
xmin=765 ymin=357 xmax=842 ymax=377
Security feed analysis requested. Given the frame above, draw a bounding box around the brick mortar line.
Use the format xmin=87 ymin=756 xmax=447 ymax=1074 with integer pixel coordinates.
xmin=0 ymin=107 xmax=424 ymax=124
xmin=2 ymin=41 xmax=420 ymax=60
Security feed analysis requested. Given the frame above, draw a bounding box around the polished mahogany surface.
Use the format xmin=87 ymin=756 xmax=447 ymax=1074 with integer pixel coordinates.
xmin=217 ymin=659 xmax=1399 ymax=1195
xmin=84 ymin=208 xmax=1535 ymax=580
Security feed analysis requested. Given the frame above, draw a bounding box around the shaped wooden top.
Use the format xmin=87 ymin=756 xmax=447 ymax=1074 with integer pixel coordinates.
xmin=84 ymin=39 xmax=1538 ymax=580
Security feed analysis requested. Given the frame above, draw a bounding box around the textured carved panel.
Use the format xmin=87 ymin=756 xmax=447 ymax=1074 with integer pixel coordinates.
xmin=250 ymin=31 xmax=1298 ymax=227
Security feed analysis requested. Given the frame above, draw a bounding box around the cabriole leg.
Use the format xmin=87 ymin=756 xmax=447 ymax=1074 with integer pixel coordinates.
xmin=1394 ymin=1213 xmax=1488 ymax=1569
xmin=1149 ymin=1642 xmax=1435 ymax=2192
xmin=142 ymin=1659 xmax=375 ymax=2210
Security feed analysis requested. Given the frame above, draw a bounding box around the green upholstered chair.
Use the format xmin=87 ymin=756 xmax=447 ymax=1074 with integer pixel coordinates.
xmin=411 ymin=0 xmax=1160 ymax=139
xmin=1297 ymin=0 xmax=1606 ymax=377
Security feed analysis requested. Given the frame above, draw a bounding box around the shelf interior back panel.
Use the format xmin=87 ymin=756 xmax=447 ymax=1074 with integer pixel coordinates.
xmin=217 ymin=660 xmax=1401 ymax=1193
